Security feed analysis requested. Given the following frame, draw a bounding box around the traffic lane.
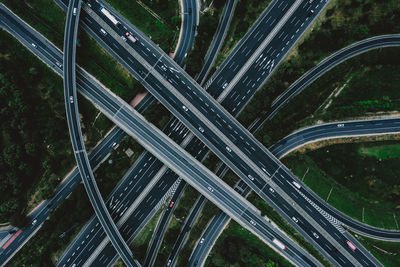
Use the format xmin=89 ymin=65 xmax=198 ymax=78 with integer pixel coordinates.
xmin=264 ymin=176 xmax=354 ymax=266
xmin=270 ymin=118 xmax=400 ymax=158
xmin=222 ymin=0 xmax=326 ymax=114
xmin=196 ymin=0 xmax=236 ymax=84
xmin=271 ymin=35 xmax=400 ymax=111
xmin=275 ymin=166 xmax=377 ymax=266
xmin=62 ymin=102 xmax=216 ymax=264
xmin=59 ymin=150 xmax=172 ymax=265
xmin=88 ymin=174 xmax=180 ymax=266
xmin=144 ymin=181 xmax=186 ymax=266
xmin=206 ymin=0 xmax=295 ymax=96
xmin=166 ymin=195 xmax=206 ymax=266
xmin=142 ymin=74 xmax=273 ymax=186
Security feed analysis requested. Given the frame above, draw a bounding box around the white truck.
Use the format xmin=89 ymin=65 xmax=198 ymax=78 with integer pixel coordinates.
xmin=99 ymin=6 xmax=120 ymax=26
xmin=272 ymin=238 xmax=286 ymax=250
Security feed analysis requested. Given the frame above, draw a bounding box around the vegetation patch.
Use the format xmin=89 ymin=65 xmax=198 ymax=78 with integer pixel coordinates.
xmin=351 ymin=231 xmax=400 ymax=267
xmin=359 ymin=143 xmax=400 ymax=160
xmin=206 ymin=221 xmax=293 ymax=267
xmin=106 ymin=0 xmax=178 ymax=53
xmin=283 ymin=140 xmax=400 ymax=229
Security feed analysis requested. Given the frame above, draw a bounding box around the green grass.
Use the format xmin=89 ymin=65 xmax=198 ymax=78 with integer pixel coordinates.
xmin=131 ymin=208 xmax=163 ymax=262
xmin=206 ymin=221 xmax=293 ymax=267
xmin=283 ymin=141 xmax=400 ymax=230
xmin=351 ymin=232 xmax=400 ymax=267
xmin=360 ymin=143 xmax=400 ymax=160
xmin=106 ymin=0 xmax=178 ymax=53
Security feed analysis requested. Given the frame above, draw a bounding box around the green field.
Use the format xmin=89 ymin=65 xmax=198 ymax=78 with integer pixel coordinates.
xmin=360 ymin=143 xmax=400 ymax=160
xmin=353 ymin=232 xmax=400 ymax=267
xmin=283 ymin=140 xmax=400 ymax=230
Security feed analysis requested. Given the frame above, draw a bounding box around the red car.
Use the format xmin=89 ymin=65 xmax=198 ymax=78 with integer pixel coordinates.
xmin=169 ymin=201 xmax=175 ymax=208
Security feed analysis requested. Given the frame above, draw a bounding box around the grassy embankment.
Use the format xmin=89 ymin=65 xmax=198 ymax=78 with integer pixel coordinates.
xmin=283 ymin=141 xmax=400 ymax=230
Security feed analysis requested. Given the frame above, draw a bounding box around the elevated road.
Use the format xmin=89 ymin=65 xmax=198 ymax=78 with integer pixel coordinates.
xmin=173 ymin=0 xmax=198 ymax=65
xmin=189 ymin=118 xmax=400 ymax=265
xmin=0 ymin=5 xmax=317 ymax=266
xmin=0 ymin=0 xmax=199 ymax=263
xmin=76 ymin=3 xmax=382 ymax=266
xmin=266 ymin=34 xmax=400 ymax=120
xmin=62 ymin=0 xmax=138 ymax=266
xmin=56 ymin=0 xmax=378 ymax=265
xmin=195 ymin=0 xmax=237 ymax=85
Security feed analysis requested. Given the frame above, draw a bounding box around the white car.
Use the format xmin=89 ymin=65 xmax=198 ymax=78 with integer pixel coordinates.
xmin=121 ymin=35 xmax=127 ymax=41
xmin=250 ymin=220 xmax=256 ymax=225
xmin=198 ymin=126 xmax=204 ymax=133
xmin=100 ymin=28 xmax=107 ymax=36
xmin=222 ymin=82 xmax=228 ymax=89
xmin=32 ymin=219 xmax=37 ymax=226
xmin=313 ymin=232 xmax=319 ymax=239
xmin=292 ymin=217 xmax=299 ymax=223
xmin=31 ymin=43 xmax=37 ymax=48
xmin=69 ymin=96 xmax=74 ymax=103
xmin=200 ymin=238 xmax=205 ymax=244
xmin=226 ymin=146 xmax=232 ymax=152
xmin=182 ymin=105 xmax=188 ymax=111
xmin=56 ymin=61 xmax=62 ymax=68
xmin=269 ymin=187 xmax=275 ymax=193
xmin=337 ymin=123 xmax=344 ymax=127
xmin=248 ymin=174 xmax=254 ymax=181
xmin=207 ymin=186 xmax=214 ymax=192
xmin=161 ymin=65 xmax=167 ymax=71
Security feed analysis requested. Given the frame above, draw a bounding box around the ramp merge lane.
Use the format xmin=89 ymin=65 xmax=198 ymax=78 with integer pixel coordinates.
xmin=62 ymin=0 xmax=138 ymax=266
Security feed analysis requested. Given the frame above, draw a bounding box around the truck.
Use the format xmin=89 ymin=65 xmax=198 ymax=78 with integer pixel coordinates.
xmin=272 ymin=238 xmax=286 ymax=250
xmin=2 ymin=230 xmax=22 ymax=249
xmin=99 ymin=6 xmax=120 ymax=26
xmin=125 ymin=32 xmax=137 ymax=43
xmin=292 ymin=181 xmax=301 ymax=189
xmin=346 ymin=240 xmax=357 ymax=251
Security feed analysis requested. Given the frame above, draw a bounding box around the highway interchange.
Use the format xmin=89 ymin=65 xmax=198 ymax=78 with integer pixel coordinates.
xmin=73 ymin=1 xmax=381 ymax=265
xmin=0 ymin=0 xmax=398 ymax=266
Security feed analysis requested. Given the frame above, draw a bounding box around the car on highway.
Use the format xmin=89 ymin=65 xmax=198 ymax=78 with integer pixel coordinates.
xmin=198 ymin=126 xmax=204 ymax=133
xmin=226 ymin=146 xmax=232 ymax=152
xmin=167 ymin=259 xmax=172 ymax=266
xmin=292 ymin=217 xmax=298 ymax=223
xmin=248 ymin=174 xmax=254 ymax=181
xmin=121 ymin=35 xmax=127 ymax=41
xmin=250 ymin=219 xmax=256 ymax=225
xmin=112 ymin=142 xmax=117 ymax=147
xmin=182 ymin=105 xmax=188 ymax=112
xmin=100 ymin=28 xmax=107 ymax=36
xmin=200 ymin=238 xmax=204 ymax=244
xmin=161 ymin=65 xmax=167 ymax=71
xmin=169 ymin=201 xmax=175 ymax=208
xmin=31 ymin=219 xmax=37 ymax=226
xmin=69 ymin=96 xmax=74 ymax=103
xmin=56 ymin=61 xmax=62 ymax=68
xmin=222 ymin=82 xmax=228 ymax=89
xmin=269 ymin=187 xmax=275 ymax=193
xmin=207 ymin=186 xmax=214 ymax=192
xmin=31 ymin=43 xmax=37 ymax=48
xmin=337 ymin=123 xmax=344 ymax=127
xmin=73 ymin=7 xmax=77 ymax=15
xmin=313 ymin=232 xmax=319 ymax=239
